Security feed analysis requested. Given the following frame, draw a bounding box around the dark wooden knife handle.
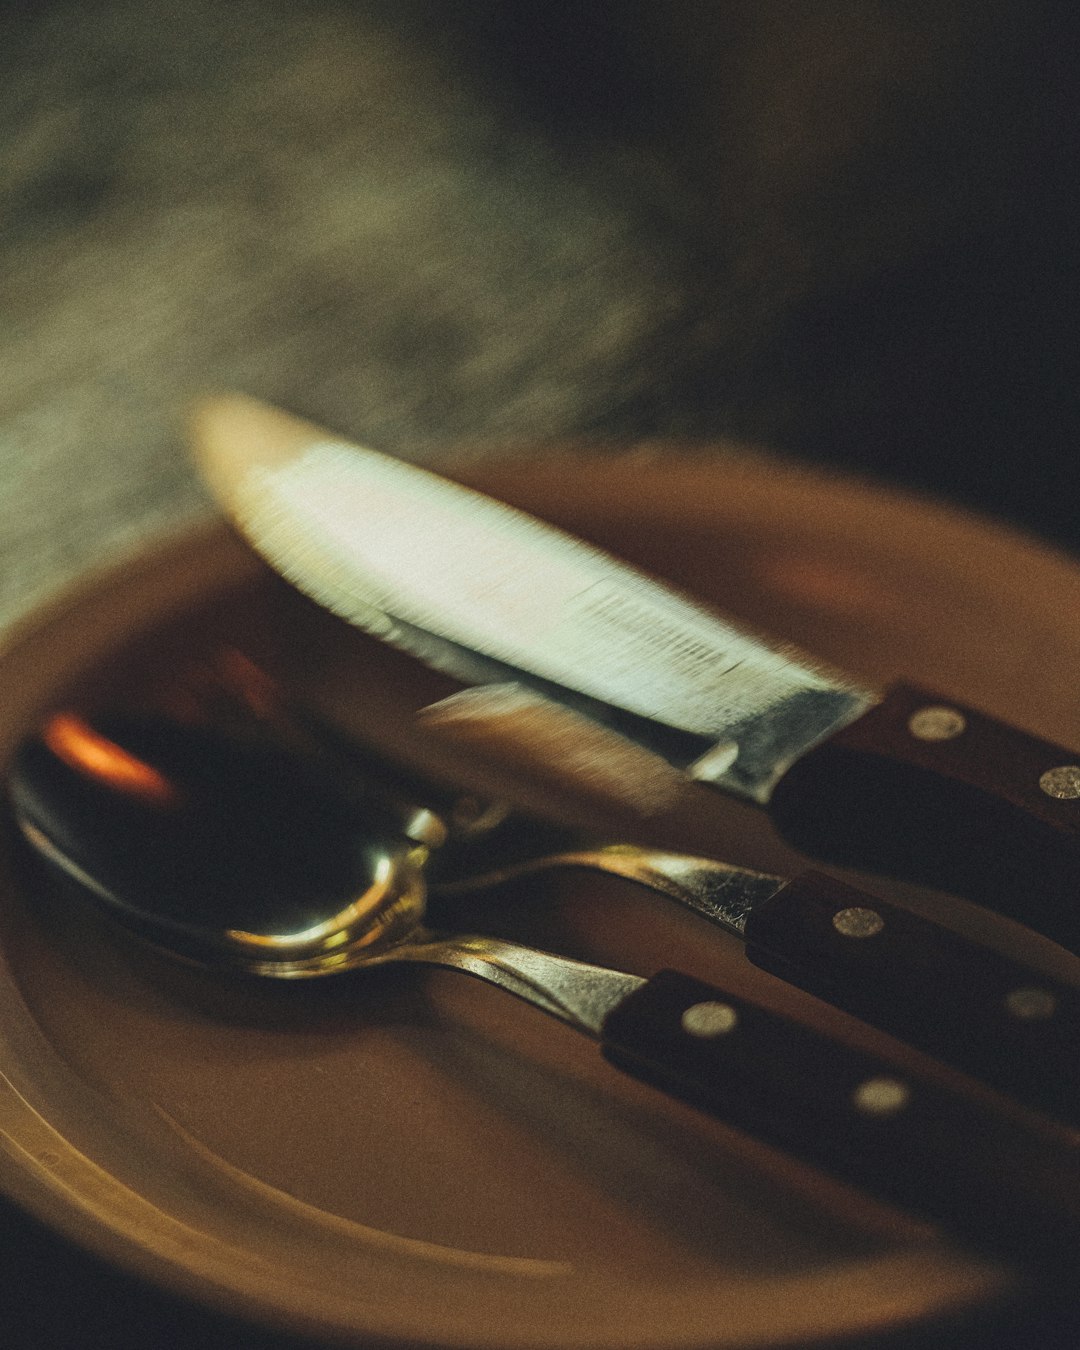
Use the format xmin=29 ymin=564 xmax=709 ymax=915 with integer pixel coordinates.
xmin=744 ymin=872 xmax=1080 ymax=1126
xmin=768 ymin=682 xmax=1080 ymax=954
xmin=602 ymin=970 xmax=1080 ymax=1265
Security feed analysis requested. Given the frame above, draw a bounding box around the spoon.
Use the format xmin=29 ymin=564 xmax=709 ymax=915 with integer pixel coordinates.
xmin=156 ymin=650 xmax=1080 ymax=1128
xmin=9 ymin=710 xmax=1080 ymax=1267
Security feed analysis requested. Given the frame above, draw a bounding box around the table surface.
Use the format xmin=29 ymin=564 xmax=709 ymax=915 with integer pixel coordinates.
xmin=1 ymin=0 xmax=1076 ymax=639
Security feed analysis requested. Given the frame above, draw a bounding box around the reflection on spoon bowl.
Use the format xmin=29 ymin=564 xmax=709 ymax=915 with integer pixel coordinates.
xmin=12 ymin=712 xmax=430 ymax=976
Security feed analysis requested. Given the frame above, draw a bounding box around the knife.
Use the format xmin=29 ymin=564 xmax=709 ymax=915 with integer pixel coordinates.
xmin=105 ymin=648 xmax=1080 ymax=1127
xmin=192 ymin=395 xmax=1080 ymax=961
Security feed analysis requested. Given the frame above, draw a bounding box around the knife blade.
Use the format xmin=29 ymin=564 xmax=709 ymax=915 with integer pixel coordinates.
xmin=192 ymin=394 xmax=1080 ymax=957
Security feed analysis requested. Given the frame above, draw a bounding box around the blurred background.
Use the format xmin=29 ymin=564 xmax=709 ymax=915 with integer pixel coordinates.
xmin=1 ymin=0 xmax=1076 ymax=631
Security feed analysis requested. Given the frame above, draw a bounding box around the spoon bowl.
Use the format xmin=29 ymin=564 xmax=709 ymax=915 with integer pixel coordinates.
xmin=8 ymin=711 xmax=645 ymax=1026
xmin=12 ymin=713 xmax=430 ymax=975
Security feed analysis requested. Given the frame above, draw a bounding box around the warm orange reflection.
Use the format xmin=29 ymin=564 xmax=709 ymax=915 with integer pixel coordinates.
xmin=214 ymin=647 xmax=281 ymax=718
xmin=43 ymin=712 xmax=179 ymax=807
xmin=155 ymin=647 xmax=281 ymax=726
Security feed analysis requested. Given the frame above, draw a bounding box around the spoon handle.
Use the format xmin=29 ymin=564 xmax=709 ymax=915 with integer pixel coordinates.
xmin=439 ymin=845 xmax=1080 ymax=1128
xmin=601 ymin=969 xmax=1080 ymax=1267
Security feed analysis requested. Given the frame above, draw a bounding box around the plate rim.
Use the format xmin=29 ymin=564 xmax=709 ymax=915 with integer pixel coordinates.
xmin=0 ymin=464 xmax=1046 ymax=1348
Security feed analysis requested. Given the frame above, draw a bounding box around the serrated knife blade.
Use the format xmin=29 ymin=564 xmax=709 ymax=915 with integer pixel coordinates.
xmin=193 ymin=395 xmax=1080 ymax=956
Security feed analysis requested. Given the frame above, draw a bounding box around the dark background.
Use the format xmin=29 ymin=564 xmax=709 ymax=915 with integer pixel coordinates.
xmin=2 ymin=2 xmax=1078 ymax=1346
xmin=1 ymin=0 xmax=1077 ymax=631
xmin=467 ymin=0 xmax=1080 ymax=548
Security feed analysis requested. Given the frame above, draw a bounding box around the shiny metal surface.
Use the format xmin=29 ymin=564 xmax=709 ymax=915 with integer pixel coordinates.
xmin=14 ymin=790 xmax=643 ymax=1039
xmin=350 ymin=933 xmax=645 ymax=1038
xmin=831 ymin=907 xmax=886 ymax=939
xmin=431 ymin=843 xmax=785 ymax=939
xmin=136 ymin=649 xmax=790 ymax=941
xmin=123 ymin=650 xmax=789 ymax=942
xmin=224 ymin=430 xmax=876 ymax=803
xmin=1039 ymin=766 xmax=1080 ymax=800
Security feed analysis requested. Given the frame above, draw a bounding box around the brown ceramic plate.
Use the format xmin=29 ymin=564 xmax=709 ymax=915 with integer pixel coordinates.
xmin=3 ymin=453 xmax=1080 ymax=1348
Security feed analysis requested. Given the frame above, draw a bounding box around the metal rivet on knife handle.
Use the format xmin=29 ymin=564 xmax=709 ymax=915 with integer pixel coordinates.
xmin=832 ymin=906 xmax=885 ymax=939
xmin=1039 ymin=765 xmax=1080 ymax=799
xmin=681 ymin=1001 xmax=739 ymax=1037
xmin=852 ymin=1076 xmax=911 ymax=1116
xmin=907 ymin=706 xmax=967 ymax=741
